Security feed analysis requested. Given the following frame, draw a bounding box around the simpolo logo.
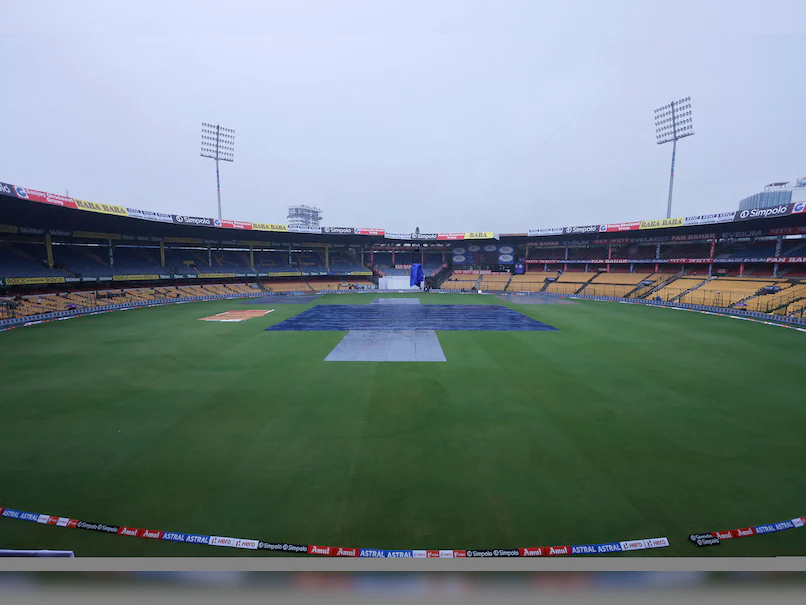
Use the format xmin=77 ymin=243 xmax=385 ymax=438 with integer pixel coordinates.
xmin=324 ymin=227 xmax=353 ymax=234
xmin=0 ymin=182 xmax=12 ymax=195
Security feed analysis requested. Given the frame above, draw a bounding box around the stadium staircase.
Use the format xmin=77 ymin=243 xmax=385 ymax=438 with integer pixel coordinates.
xmin=539 ymin=278 xmax=552 ymax=293
xmin=503 ymin=273 xmax=514 ymax=292
xmin=638 ymin=271 xmax=685 ymax=299
xmin=431 ymin=267 xmax=453 ymax=289
xmin=573 ymin=273 xmax=600 ymax=295
xmin=669 ymin=276 xmax=715 ymax=303
xmin=473 ymin=276 xmax=483 ymax=291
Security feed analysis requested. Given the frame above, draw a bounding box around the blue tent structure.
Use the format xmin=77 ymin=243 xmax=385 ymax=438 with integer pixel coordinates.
xmin=409 ymin=263 xmax=424 ymax=288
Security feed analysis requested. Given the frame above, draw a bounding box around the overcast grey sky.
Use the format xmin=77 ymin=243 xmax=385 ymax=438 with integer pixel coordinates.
xmin=2 ymin=0 xmax=804 ymax=233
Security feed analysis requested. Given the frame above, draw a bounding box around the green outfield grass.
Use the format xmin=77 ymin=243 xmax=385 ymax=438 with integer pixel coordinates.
xmin=0 ymin=292 xmax=804 ymax=557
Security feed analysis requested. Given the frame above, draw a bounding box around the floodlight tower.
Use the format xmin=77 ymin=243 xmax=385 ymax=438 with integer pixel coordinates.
xmin=200 ymin=123 xmax=235 ymax=220
xmin=654 ymin=97 xmax=694 ymax=218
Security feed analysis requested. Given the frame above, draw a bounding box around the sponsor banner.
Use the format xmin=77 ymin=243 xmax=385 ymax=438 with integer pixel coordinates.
xmin=163 ymin=237 xmax=204 ymax=244
xmin=734 ymin=205 xmax=792 ymax=222
xmin=668 ymin=258 xmax=712 ymax=264
xmin=640 ymin=218 xmax=684 ymax=230
xmin=599 ymin=221 xmax=641 ymax=233
xmin=0 ymin=501 xmax=673 ymax=558
xmin=464 ymin=231 xmax=495 ymax=240
xmin=0 ymin=224 xmax=19 ymax=233
xmin=593 ymin=238 xmax=631 ymax=245
xmin=384 ymin=231 xmax=411 ymax=240
xmin=769 ymin=226 xmax=806 ymax=235
xmin=563 ymin=225 xmax=600 ymax=235
xmin=411 ymin=233 xmax=439 ymax=241
xmin=528 ymin=227 xmax=564 ymax=237
xmin=354 ymin=228 xmax=385 ymax=236
xmin=671 ymin=233 xmax=714 ymax=241
xmin=689 ymin=533 xmax=720 ymax=547
xmin=0 ymin=182 xmax=16 ymax=197
xmin=645 ymin=537 xmax=670 ymax=549
xmin=288 ymin=226 xmax=321 ymax=234
xmin=594 ymin=543 xmax=623 ymax=554
xmin=251 ymin=222 xmax=289 ymax=232
xmin=322 ymin=227 xmax=354 ymax=235
xmin=73 ymin=231 xmax=122 ymax=240
xmin=126 ymin=207 xmax=174 ymax=223
xmin=5 ymin=276 xmax=66 ymax=286
xmin=684 ymin=212 xmax=736 ymax=226
xmin=14 ymin=186 xmax=77 ymax=208
xmin=76 ymin=521 xmax=120 ymax=534
xmin=112 ymin=275 xmax=159 ymax=281
xmin=546 ymin=546 xmax=570 ymax=556
xmin=197 ymin=273 xmax=236 ymax=279
xmin=570 ymin=545 xmax=599 ymax=555
xmin=172 ymin=215 xmax=214 ymax=227
xmin=308 ymin=545 xmax=333 ymax=556
xmin=764 ymin=256 xmax=806 ymax=263
xmin=217 ymin=219 xmax=253 ymax=230
xmin=73 ymin=199 xmax=128 ymax=217
xmin=266 ymin=271 xmax=301 ymax=277
xmin=257 ymin=542 xmax=308 ymax=553
xmin=21 ymin=227 xmax=44 ymax=235
xmin=719 ymin=229 xmax=763 ymax=239
xmin=519 ymin=547 xmax=544 ymax=557
xmin=436 ymin=232 xmax=464 ymax=241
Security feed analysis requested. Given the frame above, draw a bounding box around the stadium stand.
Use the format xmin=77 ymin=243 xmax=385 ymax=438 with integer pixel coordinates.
xmin=53 ymin=245 xmax=117 ymax=276
xmin=479 ymin=273 xmax=511 ymax=291
xmin=0 ymin=243 xmax=68 ymax=278
xmin=441 ymin=272 xmax=480 ymax=291
xmin=507 ymin=271 xmax=559 ymax=292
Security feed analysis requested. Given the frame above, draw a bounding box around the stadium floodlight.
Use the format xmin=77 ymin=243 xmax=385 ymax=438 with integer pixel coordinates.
xmin=654 ymin=97 xmax=694 ymax=219
xmin=200 ymin=123 xmax=236 ymax=220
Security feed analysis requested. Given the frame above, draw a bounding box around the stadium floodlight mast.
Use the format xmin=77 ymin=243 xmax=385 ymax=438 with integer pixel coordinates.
xmin=200 ymin=123 xmax=235 ymax=220
xmin=654 ymin=97 xmax=694 ymax=218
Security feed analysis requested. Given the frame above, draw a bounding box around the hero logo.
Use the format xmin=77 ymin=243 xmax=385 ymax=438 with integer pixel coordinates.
xmin=645 ymin=537 xmax=670 ymax=548
xmin=323 ymin=227 xmax=353 ymax=234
